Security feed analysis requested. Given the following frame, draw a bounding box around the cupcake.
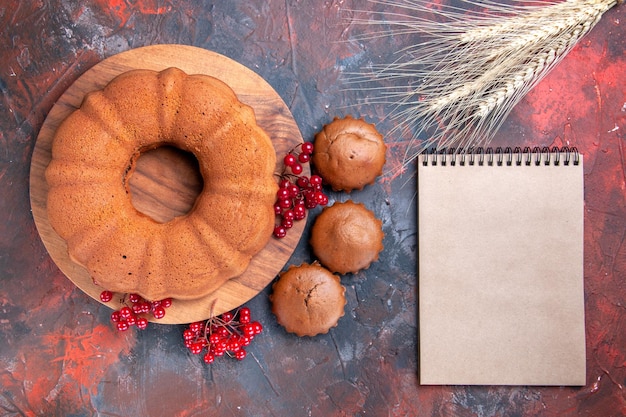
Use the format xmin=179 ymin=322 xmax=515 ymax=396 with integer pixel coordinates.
xmin=310 ymin=200 xmax=384 ymax=274
xmin=312 ymin=115 xmax=386 ymax=192
xmin=270 ymin=263 xmax=346 ymax=337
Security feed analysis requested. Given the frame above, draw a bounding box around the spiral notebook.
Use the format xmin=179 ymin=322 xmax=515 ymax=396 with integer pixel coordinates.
xmin=418 ymin=147 xmax=586 ymax=386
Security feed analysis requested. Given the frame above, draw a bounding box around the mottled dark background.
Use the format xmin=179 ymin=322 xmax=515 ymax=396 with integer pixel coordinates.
xmin=1 ymin=1 xmax=625 ymax=416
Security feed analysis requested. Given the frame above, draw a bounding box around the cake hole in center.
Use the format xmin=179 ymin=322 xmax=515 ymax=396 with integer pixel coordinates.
xmin=129 ymin=145 xmax=204 ymax=223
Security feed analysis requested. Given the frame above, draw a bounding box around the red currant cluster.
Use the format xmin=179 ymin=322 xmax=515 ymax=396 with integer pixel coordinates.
xmin=183 ymin=307 xmax=263 ymax=363
xmin=100 ymin=290 xmax=172 ymax=331
xmin=274 ymin=142 xmax=329 ymax=238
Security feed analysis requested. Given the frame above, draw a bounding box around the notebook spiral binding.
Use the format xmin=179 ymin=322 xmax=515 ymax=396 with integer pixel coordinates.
xmin=421 ymin=146 xmax=580 ymax=167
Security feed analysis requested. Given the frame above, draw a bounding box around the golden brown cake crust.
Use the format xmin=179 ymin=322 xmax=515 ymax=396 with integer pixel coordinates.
xmin=45 ymin=67 xmax=278 ymax=301
xmin=310 ymin=200 xmax=384 ymax=274
xmin=312 ymin=115 xmax=386 ymax=192
xmin=270 ymin=263 xmax=346 ymax=337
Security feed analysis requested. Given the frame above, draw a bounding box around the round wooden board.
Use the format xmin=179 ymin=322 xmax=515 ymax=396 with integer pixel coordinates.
xmin=30 ymin=44 xmax=308 ymax=324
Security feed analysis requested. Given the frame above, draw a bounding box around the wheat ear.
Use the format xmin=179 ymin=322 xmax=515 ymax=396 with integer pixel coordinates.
xmin=345 ymin=0 xmax=621 ymax=166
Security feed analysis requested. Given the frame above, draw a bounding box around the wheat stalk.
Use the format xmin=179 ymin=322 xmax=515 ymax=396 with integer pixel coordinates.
xmin=345 ymin=0 xmax=622 ymax=166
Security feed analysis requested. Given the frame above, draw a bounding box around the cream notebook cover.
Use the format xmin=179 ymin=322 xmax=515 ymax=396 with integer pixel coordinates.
xmin=417 ymin=147 xmax=586 ymax=386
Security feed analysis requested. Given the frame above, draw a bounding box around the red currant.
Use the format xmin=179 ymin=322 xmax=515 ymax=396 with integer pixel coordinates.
xmin=221 ymin=311 xmax=234 ymax=323
xmin=127 ymin=314 xmax=138 ymax=326
xmin=218 ymin=339 xmax=229 ymax=350
xmin=310 ymin=174 xmax=323 ymax=187
xmin=120 ymin=306 xmax=133 ymax=319
xmin=235 ymin=349 xmax=247 ymax=360
xmin=282 ymin=209 xmax=295 ymax=221
xmin=217 ymin=327 xmax=229 ymax=338
xmin=274 ymin=145 xmax=326 ymax=240
xmin=281 ymin=218 xmax=294 ymax=229
xmin=239 ymin=307 xmax=251 ymax=323
xmin=136 ymin=317 xmax=149 ymax=330
xmin=305 ymin=198 xmax=318 ymax=209
xmin=100 ymin=290 xmax=113 ymax=303
xmin=279 ymin=178 xmax=291 ymax=189
xmin=301 ymin=142 xmax=314 ymax=155
xmin=296 ymin=176 xmax=309 ymax=189
xmin=290 ymin=163 xmax=303 ymax=175
xmin=273 ymin=225 xmax=287 ymax=238
xmin=189 ymin=342 xmax=204 ymax=355
xmin=298 ymin=153 xmax=310 ymax=163
xmin=277 ymin=187 xmax=290 ymax=199
xmin=250 ymin=321 xmax=263 ymax=335
xmin=152 ymin=306 xmax=166 ymax=319
xmin=183 ymin=305 xmax=260 ymax=364
xmin=227 ymin=337 xmax=241 ymax=352
xmin=105 ymin=290 xmax=166 ymax=332
xmin=208 ymin=333 xmax=220 ymax=344
xmin=288 ymin=183 xmax=300 ymax=198
xmin=315 ymin=191 xmax=328 ymax=205
xmin=293 ymin=204 xmax=307 ymax=220
xmin=278 ymin=198 xmax=292 ymax=209
xmin=116 ymin=320 xmax=129 ymax=331
xmin=283 ymin=154 xmax=297 ymax=167
xmin=189 ymin=321 xmax=204 ymax=333
xmin=242 ymin=324 xmax=256 ymax=338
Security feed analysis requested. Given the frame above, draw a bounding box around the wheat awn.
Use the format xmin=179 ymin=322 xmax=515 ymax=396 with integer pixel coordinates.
xmin=344 ymin=0 xmax=622 ymax=167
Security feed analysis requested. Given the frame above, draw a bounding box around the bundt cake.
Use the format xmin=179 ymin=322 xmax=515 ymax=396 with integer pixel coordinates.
xmin=45 ymin=67 xmax=278 ymax=301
